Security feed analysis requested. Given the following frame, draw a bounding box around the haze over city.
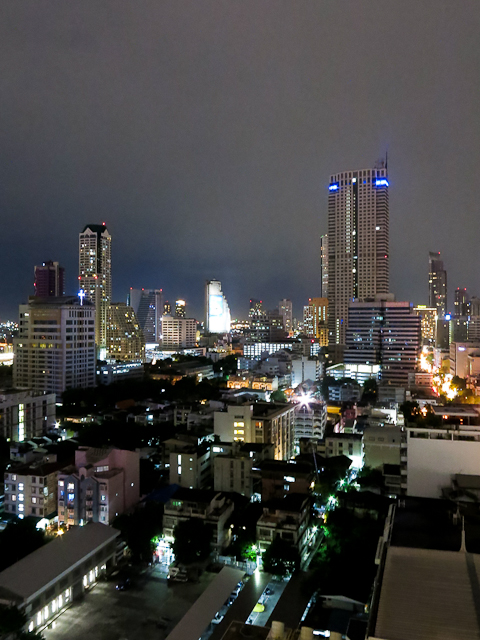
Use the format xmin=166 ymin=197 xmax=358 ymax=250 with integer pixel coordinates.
xmin=1 ymin=2 xmax=480 ymax=320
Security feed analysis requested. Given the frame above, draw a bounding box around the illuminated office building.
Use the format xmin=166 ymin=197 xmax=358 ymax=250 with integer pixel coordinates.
xmin=428 ymin=251 xmax=447 ymax=317
xmin=13 ymin=296 xmax=96 ymax=395
xmin=303 ymin=298 xmax=328 ymax=346
xmin=414 ymin=305 xmax=437 ymax=346
xmin=278 ymin=299 xmax=293 ymax=334
xmin=205 ymin=280 xmax=231 ymax=334
xmin=161 ymin=315 xmax=196 ymax=348
xmin=320 ymin=234 xmax=328 ymax=298
xmin=326 ymin=162 xmax=389 ymax=360
xmin=79 ymin=224 xmax=112 ymax=350
xmin=106 ymin=303 xmax=145 ymax=362
xmin=454 ymin=287 xmax=469 ymax=317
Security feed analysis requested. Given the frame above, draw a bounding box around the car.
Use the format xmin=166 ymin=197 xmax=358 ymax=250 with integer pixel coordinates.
xmin=212 ymin=613 xmax=224 ymax=625
xmin=115 ymin=577 xmax=132 ymax=591
xmin=265 ymin=587 xmax=275 ymax=596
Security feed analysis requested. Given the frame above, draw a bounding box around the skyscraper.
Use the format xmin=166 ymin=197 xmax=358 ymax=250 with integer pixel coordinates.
xmin=454 ymin=287 xmax=469 ymax=317
xmin=205 ymin=280 xmax=231 ymax=334
xmin=175 ymin=299 xmax=186 ymax=318
xmin=278 ymin=299 xmax=293 ymax=334
xmin=106 ymin=303 xmax=145 ymax=362
xmin=327 ymin=162 xmax=389 ymax=358
xmin=303 ymin=297 xmax=328 ymax=346
xmin=320 ymin=234 xmax=328 ymax=299
xmin=428 ymin=251 xmax=447 ymax=317
xmin=79 ymin=224 xmax=112 ymax=351
xmin=34 ymin=261 xmax=65 ymax=297
xmin=128 ymin=288 xmax=163 ymax=343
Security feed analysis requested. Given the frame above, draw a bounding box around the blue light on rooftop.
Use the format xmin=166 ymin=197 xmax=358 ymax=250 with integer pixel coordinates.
xmin=375 ymin=178 xmax=389 ymax=187
xmin=329 ymin=183 xmax=339 ymax=191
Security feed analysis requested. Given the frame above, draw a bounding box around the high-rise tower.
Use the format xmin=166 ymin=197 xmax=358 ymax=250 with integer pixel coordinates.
xmin=128 ymin=288 xmax=163 ymax=343
xmin=327 ymin=162 xmax=389 ymax=358
xmin=205 ymin=280 xmax=231 ymax=334
xmin=428 ymin=251 xmax=447 ymax=317
xmin=79 ymin=224 xmax=112 ymax=351
xmin=320 ymin=235 xmax=328 ymax=299
xmin=34 ymin=261 xmax=65 ymax=297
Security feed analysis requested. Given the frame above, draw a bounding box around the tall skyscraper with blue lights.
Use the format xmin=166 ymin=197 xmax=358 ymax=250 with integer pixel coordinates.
xmin=326 ymin=161 xmax=389 ymax=360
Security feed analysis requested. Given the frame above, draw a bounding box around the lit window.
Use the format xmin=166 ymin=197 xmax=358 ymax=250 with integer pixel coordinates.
xmin=59 ymin=480 xmax=64 ymax=487
xmin=18 ymin=494 xmax=24 ymax=501
xmin=11 ymin=475 xmax=17 ymax=481
xmin=18 ymin=483 xmax=24 ymax=490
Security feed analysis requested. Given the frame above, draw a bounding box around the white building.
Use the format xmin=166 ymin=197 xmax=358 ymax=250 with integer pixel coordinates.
xmin=205 ymin=279 xmax=231 ymax=334
xmin=449 ymin=341 xmax=480 ymax=377
xmin=363 ymin=425 xmax=402 ymax=469
xmin=169 ymin=443 xmax=211 ymax=489
xmin=13 ymin=296 xmax=96 ymax=396
xmin=294 ymin=401 xmax=327 ymax=443
xmin=161 ymin=315 xmax=196 ymax=348
xmin=79 ymin=224 xmax=112 ymax=351
xmin=0 ymin=389 xmax=55 ymax=441
xmin=325 ymin=433 xmax=363 ymax=468
xmin=291 ymin=356 xmax=320 ymax=387
xmin=327 ymin=163 xmax=389 ymax=359
xmin=404 ymin=416 xmax=480 ymax=498
xmin=4 ymin=460 xmax=64 ymax=520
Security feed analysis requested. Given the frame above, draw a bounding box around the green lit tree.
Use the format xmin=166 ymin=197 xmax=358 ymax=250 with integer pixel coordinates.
xmin=262 ymin=536 xmax=299 ymax=576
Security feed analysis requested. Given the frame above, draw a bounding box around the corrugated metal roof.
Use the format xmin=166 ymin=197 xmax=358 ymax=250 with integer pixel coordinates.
xmin=375 ymin=546 xmax=480 ymax=640
xmin=0 ymin=523 xmax=119 ymax=602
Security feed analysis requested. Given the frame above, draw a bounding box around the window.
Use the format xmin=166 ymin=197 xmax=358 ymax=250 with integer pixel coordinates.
xmin=67 ymin=483 xmax=74 ymax=491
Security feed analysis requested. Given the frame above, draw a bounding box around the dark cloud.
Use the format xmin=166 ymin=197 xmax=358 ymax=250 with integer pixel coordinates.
xmin=1 ymin=1 xmax=479 ymax=320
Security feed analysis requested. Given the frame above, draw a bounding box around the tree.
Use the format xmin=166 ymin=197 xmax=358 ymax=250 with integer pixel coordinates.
xmin=113 ymin=501 xmax=164 ymax=563
xmin=0 ymin=605 xmax=44 ymax=639
xmin=0 ymin=520 xmax=47 ymax=572
xmin=362 ymin=378 xmax=377 ymax=403
xmin=262 ymin=536 xmax=299 ymax=576
xmin=172 ymin=518 xmax=213 ymax=564
xmin=270 ymin=389 xmax=287 ymax=403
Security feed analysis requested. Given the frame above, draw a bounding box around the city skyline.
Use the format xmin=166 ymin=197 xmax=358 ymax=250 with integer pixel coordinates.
xmin=1 ymin=3 xmax=479 ymax=321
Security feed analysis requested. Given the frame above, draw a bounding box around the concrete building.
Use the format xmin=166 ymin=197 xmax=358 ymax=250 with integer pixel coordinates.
xmin=414 ymin=305 xmax=437 ymax=346
xmin=278 ymin=299 xmax=293 ymax=334
xmin=363 ymin=425 xmax=402 ymax=469
xmin=303 ymin=297 xmax=328 ymax=346
xmin=327 ymin=163 xmax=389 ymax=360
xmin=205 ymin=280 xmax=231 ymax=334
xmin=320 ymin=233 xmax=328 ymax=299
xmin=161 ymin=315 xmax=196 ymax=349
xmin=345 ymin=298 xmax=421 ymax=386
xmin=58 ymin=447 xmax=140 ymax=526
xmin=449 ymin=341 xmax=480 ymax=377
xmin=213 ymin=442 xmax=274 ymax=497
xmin=0 ymin=523 xmax=120 ymax=634
xmin=328 ymin=381 xmax=362 ymax=402
xmin=291 ymin=356 xmax=320 ymax=387
xmin=168 ymin=441 xmax=211 ymax=489
xmin=428 ymin=251 xmax=447 ymax=317
xmin=127 ymin=288 xmax=163 ymax=342
xmin=403 ymin=414 xmax=480 ymax=498
xmin=4 ymin=460 xmax=65 ymax=520
xmin=79 ymin=224 xmax=112 ymax=351
xmin=256 ymin=493 xmax=312 ymax=558
xmin=254 ymin=459 xmax=315 ymax=501
xmin=96 ymin=361 xmax=144 ymax=385
xmin=34 ymin=261 xmax=65 ymax=298
xmin=325 ymin=433 xmax=363 ymax=468
xmin=0 ymin=389 xmax=55 ymax=441
xmin=163 ymin=488 xmax=234 ymax=551
xmin=294 ymin=401 xmax=327 ymax=443
xmin=454 ymin=287 xmax=469 ymax=317
xmin=175 ymin=299 xmax=186 ymax=318
xmin=214 ymin=402 xmax=296 ymax=460
xmin=13 ymin=296 xmax=96 ymax=396
xmin=105 ymin=303 xmax=145 ymax=362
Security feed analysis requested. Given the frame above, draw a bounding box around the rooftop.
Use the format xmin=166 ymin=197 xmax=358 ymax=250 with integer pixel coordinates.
xmin=375 ymin=546 xmax=480 ymax=640
xmin=0 ymin=523 xmax=119 ymax=602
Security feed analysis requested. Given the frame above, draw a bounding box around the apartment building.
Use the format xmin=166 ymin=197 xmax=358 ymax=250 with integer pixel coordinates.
xmin=58 ymin=447 xmax=139 ymax=526
xmin=0 ymin=389 xmax=55 ymax=441
xmin=4 ymin=460 xmax=65 ymax=520
xmin=256 ymin=493 xmax=312 ymax=558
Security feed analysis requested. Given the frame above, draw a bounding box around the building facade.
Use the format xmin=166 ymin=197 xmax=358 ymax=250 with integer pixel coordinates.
xmin=413 ymin=305 xmax=437 ymax=346
xmin=205 ymin=280 xmax=231 ymax=334
xmin=428 ymin=251 xmax=447 ymax=317
xmin=58 ymin=447 xmax=140 ymax=526
xmin=0 ymin=390 xmax=55 ymax=441
xmin=127 ymin=288 xmax=163 ymax=343
xmin=13 ymin=296 xmax=96 ymax=396
xmin=327 ymin=163 xmax=389 ymax=359
xmin=79 ymin=224 xmax=112 ymax=350
xmin=4 ymin=460 xmax=64 ymax=519
xmin=278 ymin=299 xmax=293 ymax=334
xmin=161 ymin=315 xmax=196 ymax=349
xmin=320 ymin=234 xmax=328 ymax=299
xmin=345 ymin=298 xmax=421 ymax=386
xmin=105 ymin=303 xmax=145 ymax=362
xmin=34 ymin=261 xmax=65 ymax=297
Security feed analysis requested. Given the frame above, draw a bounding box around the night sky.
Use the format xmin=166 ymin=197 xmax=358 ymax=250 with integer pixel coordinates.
xmin=1 ymin=2 xmax=479 ymax=321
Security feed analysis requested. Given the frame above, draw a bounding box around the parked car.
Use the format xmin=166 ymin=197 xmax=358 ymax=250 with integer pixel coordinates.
xmin=116 ymin=576 xmax=132 ymax=591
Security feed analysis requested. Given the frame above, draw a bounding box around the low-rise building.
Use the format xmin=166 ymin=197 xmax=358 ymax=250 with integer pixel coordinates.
xmin=169 ymin=441 xmax=211 ymax=489
xmin=328 ymin=382 xmax=362 ymax=403
xmin=256 ymin=493 xmax=312 ymax=559
xmin=324 ymin=433 xmax=363 ymax=469
xmin=163 ymin=488 xmax=234 ymax=551
xmin=58 ymin=446 xmax=140 ymax=526
xmin=0 ymin=523 xmax=120 ymax=633
xmin=0 ymin=389 xmax=56 ymax=442
xmin=213 ymin=442 xmax=274 ymax=497
xmin=4 ymin=460 xmax=66 ymax=520
xmin=363 ymin=425 xmax=402 ymax=469
xmin=294 ymin=401 xmax=327 ymax=443
xmin=254 ymin=459 xmax=315 ymax=501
